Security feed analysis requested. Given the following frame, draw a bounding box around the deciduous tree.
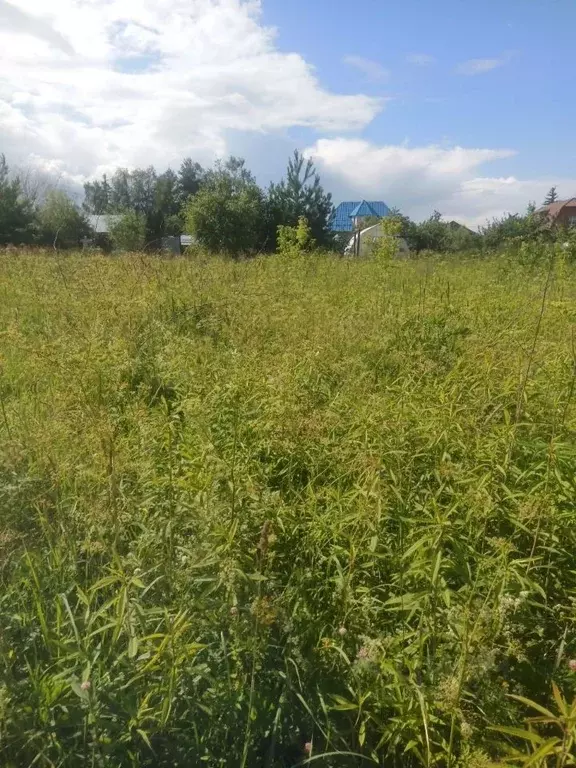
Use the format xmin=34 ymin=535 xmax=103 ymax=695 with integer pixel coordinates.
xmin=39 ymin=189 xmax=89 ymax=248
xmin=184 ymin=157 xmax=266 ymax=256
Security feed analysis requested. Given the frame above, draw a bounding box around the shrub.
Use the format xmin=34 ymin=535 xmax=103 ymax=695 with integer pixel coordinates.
xmin=277 ymin=216 xmax=315 ymax=257
xmin=108 ymin=210 xmax=146 ymax=251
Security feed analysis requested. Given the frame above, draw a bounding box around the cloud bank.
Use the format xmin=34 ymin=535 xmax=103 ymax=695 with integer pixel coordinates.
xmin=0 ymin=0 xmax=381 ymax=180
xmin=304 ymin=138 xmax=576 ymax=227
xmin=0 ymin=1 xmax=570 ymax=225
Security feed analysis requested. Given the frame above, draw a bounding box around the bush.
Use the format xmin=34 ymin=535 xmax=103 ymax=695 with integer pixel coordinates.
xmin=39 ymin=190 xmax=89 ymax=248
xmin=109 ymin=211 xmax=146 ymax=251
xmin=277 ymin=216 xmax=315 ymax=257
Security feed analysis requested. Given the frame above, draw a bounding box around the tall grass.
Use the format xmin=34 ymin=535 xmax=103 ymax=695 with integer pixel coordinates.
xmin=1 ymin=250 xmax=576 ymax=767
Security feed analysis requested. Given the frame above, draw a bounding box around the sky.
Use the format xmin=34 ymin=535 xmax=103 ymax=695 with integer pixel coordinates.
xmin=1 ymin=0 xmax=576 ymax=226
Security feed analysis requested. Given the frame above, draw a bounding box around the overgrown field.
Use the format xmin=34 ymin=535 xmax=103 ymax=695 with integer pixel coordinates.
xmin=1 ymin=252 xmax=576 ymax=767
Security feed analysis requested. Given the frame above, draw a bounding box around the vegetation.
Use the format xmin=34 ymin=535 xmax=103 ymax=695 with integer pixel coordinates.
xmin=2 ymin=248 xmax=576 ymax=766
xmin=184 ymin=157 xmax=268 ymax=256
xmin=38 ymin=190 xmax=90 ymax=249
xmin=0 ymin=154 xmax=36 ymax=245
xmin=277 ymin=216 xmax=316 ymax=257
xmin=1 ymin=150 xmax=573 ymax=255
xmin=109 ymin=211 xmax=147 ymax=252
xmin=269 ymin=151 xmax=335 ymax=250
xmin=543 ymin=187 xmax=558 ymax=206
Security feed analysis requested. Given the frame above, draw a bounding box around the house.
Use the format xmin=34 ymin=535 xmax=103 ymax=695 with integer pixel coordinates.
xmin=535 ymin=198 xmax=576 ymax=228
xmin=87 ymin=215 xmax=195 ymax=253
xmin=345 ymin=221 xmax=410 ymax=258
xmin=447 ymin=220 xmax=477 ymax=235
xmin=87 ymin=214 xmax=123 ymax=234
xmin=331 ymin=200 xmax=391 ymax=232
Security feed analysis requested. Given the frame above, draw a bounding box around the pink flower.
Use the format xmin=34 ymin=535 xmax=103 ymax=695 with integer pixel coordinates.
xmin=338 ymin=626 xmax=347 ymax=637
xmin=304 ymin=741 xmax=312 ymax=755
xmin=568 ymin=659 xmax=576 ymax=672
xmin=80 ymin=680 xmax=91 ymax=691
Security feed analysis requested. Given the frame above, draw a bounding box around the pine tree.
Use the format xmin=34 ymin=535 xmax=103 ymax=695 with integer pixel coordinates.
xmin=268 ymin=151 xmax=334 ymax=249
xmin=543 ymin=187 xmax=558 ymax=205
xmin=0 ymin=154 xmax=36 ymax=245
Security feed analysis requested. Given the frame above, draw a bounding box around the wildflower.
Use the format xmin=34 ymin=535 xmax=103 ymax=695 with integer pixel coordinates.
xmin=230 ymin=606 xmax=238 ymax=617
xmin=304 ymin=741 xmax=312 ymax=755
xmin=80 ymin=680 xmax=91 ymax=691
xmin=258 ymin=520 xmax=272 ymax=557
xmin=357 ymin=646 xmax=370 ymax=661
xmin=461 ymin=721 xmax=473 ymax=741
xmin=568 ymin=659 xmax=576 ymax=672
xmin=338 ymin=626 xmax=347 ymax=637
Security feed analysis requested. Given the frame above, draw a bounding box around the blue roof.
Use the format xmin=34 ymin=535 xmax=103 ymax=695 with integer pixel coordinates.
xmin=331 ymin=201 xmax=391 ymax=231
xmin=350 ymin=200 xmax=379 ymax=218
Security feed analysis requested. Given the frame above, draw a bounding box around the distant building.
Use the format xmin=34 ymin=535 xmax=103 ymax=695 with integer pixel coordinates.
xmin=345 ymin=221 xmax=410 ymax=258
xmin=87 ymin=214 xmax=123 ymax=234
xmin=535 ymin=199 xmax=576 ymax=228
xmin=331 ymin=200 xmax=391 ymax=232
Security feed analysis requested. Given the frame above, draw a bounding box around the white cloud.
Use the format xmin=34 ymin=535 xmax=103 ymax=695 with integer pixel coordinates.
xmin=456 ymin=56 xmax=508 ymax=75
xmin=0 ymin=0 xmax=383 ymax=182
xmin=344 ymin=55 xmax=390 ymax=81
xmin=303 ymin=137 xmax=576 ymax=227
xmin=406 ymin=53 xmax=435 ymax=66
xmin=0 ymin=0 xmax=74 ymax=54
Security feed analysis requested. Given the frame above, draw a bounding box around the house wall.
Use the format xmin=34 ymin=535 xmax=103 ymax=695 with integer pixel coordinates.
xmin=556 ymin=207 xmax=576 ymax=228
xmin=346 ymin=222 xmax=410 ymax=258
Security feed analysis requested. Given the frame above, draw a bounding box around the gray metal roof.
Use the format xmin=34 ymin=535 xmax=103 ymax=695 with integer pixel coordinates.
xmin=87 ymin=214 xmax=122 ymax=234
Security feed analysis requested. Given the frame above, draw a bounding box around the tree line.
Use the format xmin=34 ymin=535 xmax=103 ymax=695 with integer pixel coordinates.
xmin=0 ymin=151 xmax=335 ymax=255
xmin=1 ymin=149 xmax=572 ymax=255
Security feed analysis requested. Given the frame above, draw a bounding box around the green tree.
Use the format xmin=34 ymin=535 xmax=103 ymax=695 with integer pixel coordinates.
xmin=130 ymin=167 xmax=157 ymax=216
xmin=0 ymin=154 xmax=36 ymax=245
xmin=149 ymin=169 xmax=182 ymax=240
xmin=184 ymin=157 xmax=266 ymax=256
xmin=110 ymin=169 xmax=132 ymax=211
xmin=410 ymin=211 xmax=448 ymax=252
xmin=108 ymin=211 xmax=146 ymax=251
xmin=39 ymin=190 xmax=89 ymax=248
xmin=268 ymin=151 xmax=334 ymax=249
xmin=83 ymin=175 xmax=111 ymax=215
xmin=543 ymin=186 xmax=558 ymax=206
xmin=480 ymin=206 xmax=550 ymax=251
xmin=177 ymin=158 xmax=204 ymax=205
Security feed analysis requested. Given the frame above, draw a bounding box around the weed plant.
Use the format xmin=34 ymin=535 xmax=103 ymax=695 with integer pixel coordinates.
xmin=1 ymin=250 xmax=576 ymax=766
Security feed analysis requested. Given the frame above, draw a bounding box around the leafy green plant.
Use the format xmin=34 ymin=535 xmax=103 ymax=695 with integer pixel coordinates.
xmin=0 ymin=246 xmax=575 ymax=766
xmin=491 ymin=685 xmax=576 ymax=766
xmin=277 ymin=216 xmax=315 ymax=257
xmin=108 ymin=210 xmax=147 ymax=251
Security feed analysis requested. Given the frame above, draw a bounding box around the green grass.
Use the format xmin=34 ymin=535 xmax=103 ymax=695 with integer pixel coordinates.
xmin=1 ymin=251 xmax=576 ymax=767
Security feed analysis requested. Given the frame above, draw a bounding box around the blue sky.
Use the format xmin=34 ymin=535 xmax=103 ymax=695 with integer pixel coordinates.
xmin=261 ymin=0 xmax=576 ymax=175
xmin=1 ymin=0 xmax=575 ymax=225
